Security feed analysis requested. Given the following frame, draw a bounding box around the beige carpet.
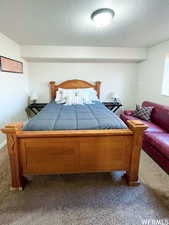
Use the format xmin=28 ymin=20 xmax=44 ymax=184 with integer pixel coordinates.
xmin=0 ymin=147 xmax=169 ymax=225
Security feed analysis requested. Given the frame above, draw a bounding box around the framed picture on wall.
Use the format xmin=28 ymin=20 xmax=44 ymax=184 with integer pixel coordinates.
xmin=0 ymin=56 xmax=23 ymax=73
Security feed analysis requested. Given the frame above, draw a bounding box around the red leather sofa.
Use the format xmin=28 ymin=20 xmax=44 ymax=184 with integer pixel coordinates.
xmin=120 ymin=101 xmax=169 ymax=175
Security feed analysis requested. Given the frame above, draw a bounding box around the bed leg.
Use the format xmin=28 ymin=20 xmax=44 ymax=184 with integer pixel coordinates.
xmin=123 ymin=173 xmax=140 ymax=186
xmin=1 ymin=123 xmax=25 ymax=191
xmin=125 ymin=120 xmax=148 ymax=186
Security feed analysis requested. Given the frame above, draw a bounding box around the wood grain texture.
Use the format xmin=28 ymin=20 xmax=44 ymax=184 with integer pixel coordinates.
xmin=1 ymin=120 xmax=147 ymax=190
xmin=2 ymin=123 xmax=25 ymax=190
xmin=1 ymin=80 xmax=148 ymax=190
xmin=49 ymin=79 xmax=101 ymax=100
xmin=125 ymin=120 xmax=148 ymax=186
xmin=16 ymin=129 xmax=133 ymax=138
xmin=18 ymin=135 xmax=132 ymax=175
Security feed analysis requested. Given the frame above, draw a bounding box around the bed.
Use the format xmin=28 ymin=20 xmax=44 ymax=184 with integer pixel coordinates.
xmin=1 ymin=79 xmax=147 ymax=190
xmin=23 ymin=101 xmax=128 ymax=131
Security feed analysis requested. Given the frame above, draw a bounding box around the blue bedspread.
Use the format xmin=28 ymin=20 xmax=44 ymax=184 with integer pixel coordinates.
xmin=23 ymin=101 xmax=128 ymax=131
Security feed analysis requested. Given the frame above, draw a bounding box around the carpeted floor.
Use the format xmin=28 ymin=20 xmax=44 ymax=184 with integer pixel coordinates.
xmin=0 ymin=146 xmax=169 ymax=225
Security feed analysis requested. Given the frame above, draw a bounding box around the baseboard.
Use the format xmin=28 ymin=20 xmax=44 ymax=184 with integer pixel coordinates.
xmin=0 ymin=139 xmax=7 ymax=150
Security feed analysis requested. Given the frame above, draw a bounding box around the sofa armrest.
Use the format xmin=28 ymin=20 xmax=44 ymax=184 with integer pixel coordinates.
xmin=124 ymin=110 xmax=135 ymax=116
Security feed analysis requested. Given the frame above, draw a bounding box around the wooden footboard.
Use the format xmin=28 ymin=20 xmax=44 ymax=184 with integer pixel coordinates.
xmin=1 ymin=120 xmax=147 ymax=190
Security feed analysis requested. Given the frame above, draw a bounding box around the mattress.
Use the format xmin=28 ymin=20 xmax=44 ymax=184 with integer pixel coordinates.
xmin=23 ymin=101 xmax=128 ymax=131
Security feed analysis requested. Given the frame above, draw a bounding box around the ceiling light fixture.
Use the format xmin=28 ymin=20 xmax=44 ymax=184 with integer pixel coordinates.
xmin=91 ymin=8 xmax=115 ymax=27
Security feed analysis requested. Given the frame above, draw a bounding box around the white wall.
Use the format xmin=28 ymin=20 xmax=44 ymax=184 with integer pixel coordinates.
xmin=28 ymin=62 xmax=137 ymax=109
xmin=2 ymin=31 xmax=168 ymax=150
xmin=22 ymin=46 xmax=147 ymax=63
xmin=137 ymin=39 xmax=169 ymax=105
xmin=0 ymin=33 xmax=29 ymax=148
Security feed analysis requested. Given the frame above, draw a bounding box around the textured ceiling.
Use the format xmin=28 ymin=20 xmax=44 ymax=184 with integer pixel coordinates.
xmin=0 ymin=0 xmax=169 ymax=47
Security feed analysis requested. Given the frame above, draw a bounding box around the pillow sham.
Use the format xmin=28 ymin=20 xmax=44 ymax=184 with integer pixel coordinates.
xmin=65 ymin=93 xmax=84 ymax=105
xmin=55 ymin=88 xmax=99 ymax=105
xmin=80 ymin=91 xmax=93 ymax=104
xmin=55 ymin=89 xmax=65 ymax=103
xmin=133 ymin=104 xmax=153 ymax=121
xmin=76 ymin=88 xmax=99 ymax=103
xmin=87 ymin=88 xmax=99 ymax=101
xmin=55 ymin=88 xmax=75 ymax=103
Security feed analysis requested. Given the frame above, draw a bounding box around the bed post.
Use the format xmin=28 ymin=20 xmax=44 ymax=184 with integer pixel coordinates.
xmin=1 ymin=122 xmax=25 ymax=191
xmin=49 ymin=81 xmax=56 ymax=100
xmin=96 ymin=81 xmax=101 ymax=98
xmin=125 ymin=120 xmax=148 ymax=186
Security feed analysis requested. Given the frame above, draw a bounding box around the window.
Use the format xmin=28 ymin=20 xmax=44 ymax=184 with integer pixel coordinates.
xmin=162 ymin=56 xmax=169 ymax=96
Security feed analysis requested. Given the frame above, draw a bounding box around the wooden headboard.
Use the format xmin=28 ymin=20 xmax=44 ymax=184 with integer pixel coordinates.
xmin=49 ymin=79 xmax=101 ymax=100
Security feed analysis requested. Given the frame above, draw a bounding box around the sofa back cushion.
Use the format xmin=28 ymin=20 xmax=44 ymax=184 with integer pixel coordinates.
xmin=142 ymin=101 xmax=169 ymax=132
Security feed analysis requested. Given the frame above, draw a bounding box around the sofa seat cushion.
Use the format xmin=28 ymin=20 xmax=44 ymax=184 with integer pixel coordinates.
xmin=144 ymin=133 xmax=169 ymax=160
xmin=120 ymin=114 xmax=165 ymax=133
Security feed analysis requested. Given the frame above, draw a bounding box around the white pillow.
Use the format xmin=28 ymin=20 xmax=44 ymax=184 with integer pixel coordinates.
xmin=87 ymin=88 xmax=99 ymax=101
xmin=59 ymin=88 xmax=74 ymax=94
xmin=77 ymin=90 xmax=92 ymax=104
xmin=58 ymin=88 xmax=83 ymax=105
xmin=55 ymin=89 xmax=65 ymax=103
xmin=55 ymin=88 xmax=99 ymax=105
xmin=76 ymin=88 xmax=99 ymax=103
xmin=65 ymin=93 xmax=84 ymax=105
xmin=55 ymin=88 xmax=74 ymax=103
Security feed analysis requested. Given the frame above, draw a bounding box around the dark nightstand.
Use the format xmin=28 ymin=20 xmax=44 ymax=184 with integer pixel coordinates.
xmin=103 ymin=101 xmax=122 ymax=112
xmin=26 ymin=103 xmax=47 ymax=118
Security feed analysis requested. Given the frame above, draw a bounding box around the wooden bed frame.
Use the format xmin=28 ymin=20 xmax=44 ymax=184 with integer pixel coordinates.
xmin=1 ymin=79 xmax=147 ymax=191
